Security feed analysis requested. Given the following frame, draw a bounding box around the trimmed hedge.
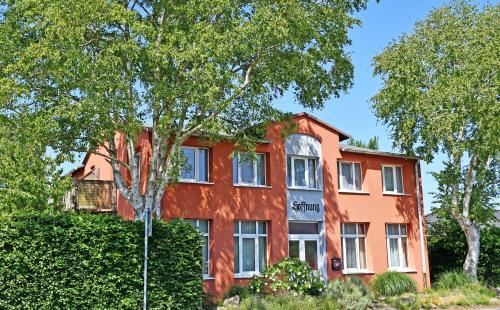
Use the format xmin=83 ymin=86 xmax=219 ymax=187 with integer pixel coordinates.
xmin=0 ymin=212 xmax=203 ymax=309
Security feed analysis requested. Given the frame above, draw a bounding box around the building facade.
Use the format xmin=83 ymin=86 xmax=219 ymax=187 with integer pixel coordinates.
xmin=72 ymin=113 xmax=430 ymax=297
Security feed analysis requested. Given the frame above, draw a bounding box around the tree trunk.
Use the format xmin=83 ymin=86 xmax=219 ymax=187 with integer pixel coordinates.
xmin=462 ymin=221 xmax=480 ymax=281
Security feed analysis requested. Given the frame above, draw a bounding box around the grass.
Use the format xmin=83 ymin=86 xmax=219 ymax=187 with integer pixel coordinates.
xmin=434 ymin=271 xmax=472 ymax=290
xmin=371 ymin=272 xmax=417 ymax=296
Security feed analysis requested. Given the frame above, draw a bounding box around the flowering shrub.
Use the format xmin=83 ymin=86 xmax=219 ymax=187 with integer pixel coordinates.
xmin=250 ymin=257 xmax=325 ymax=296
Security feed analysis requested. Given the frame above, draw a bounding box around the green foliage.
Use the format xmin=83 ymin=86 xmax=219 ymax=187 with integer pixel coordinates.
xmin=224 ymin=285 xmax=252 ymax=301
xmin=0 ymin=212 xmax=203 ymax=309
xmin=0 ymin=116 xmax=71 ymax=213
xmin=325 ymin=277 xmax=373 ymax=310
xmin=434 ymin=271 xmax=471 ymax=290
xmin=231 ymin=294 xmax=339 ymax=310
xmin=250 ymin=257 xmax=325 ymax=296
xmin=347 ymin=136 xmax=379 ymax=150
xmin=371 ymin=272 xmax=417 ymax=297
xmin=427 ymin=212 xmax=500 ymax=285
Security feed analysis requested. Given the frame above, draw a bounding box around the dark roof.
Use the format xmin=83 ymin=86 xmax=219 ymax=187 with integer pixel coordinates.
xmin=294 ymin=112 xmax=351 ymax=141
xmin=339 ymin=144 xmax=419 ymax=160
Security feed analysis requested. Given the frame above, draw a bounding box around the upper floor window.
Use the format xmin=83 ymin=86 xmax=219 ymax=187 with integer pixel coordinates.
xmin=287 ymin=156 xmax=318 ymax=189
xmin=186 ymin=219 xmax=210 ymax=276
xmin=338 ymin=161 xmax=362 ymax=191
xmin=234 ymin=221 xmax=267 ymax=277
xmin=341 ymin=223 xmax=367 ymax=271
xmin=181 ymin=147 xmax=208 ymax=182
xmin=233 ymin=153 xmax=266 ymax=186
xmin=382 ymin=165 xmax=403 ymax=194
xmin=386 ymin=224 xmax=409 ymax=269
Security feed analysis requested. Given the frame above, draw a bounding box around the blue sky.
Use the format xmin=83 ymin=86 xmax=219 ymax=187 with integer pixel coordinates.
xmin=273 ymin=0 xmax=492 ymax=214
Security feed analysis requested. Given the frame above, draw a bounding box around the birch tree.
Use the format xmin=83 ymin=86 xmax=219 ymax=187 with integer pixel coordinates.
xmin=372 ymin=1 xmax=499 ymax=281
xmin=0 ymin=0 xmax=368 ymax=219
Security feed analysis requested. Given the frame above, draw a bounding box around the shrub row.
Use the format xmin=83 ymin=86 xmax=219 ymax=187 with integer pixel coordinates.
xmin=0 ymin=212 xmax=203 ymax=309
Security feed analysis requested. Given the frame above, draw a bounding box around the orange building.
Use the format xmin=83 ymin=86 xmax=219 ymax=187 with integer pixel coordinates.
xmin=72 ymin=113 xmax=430 ymax=297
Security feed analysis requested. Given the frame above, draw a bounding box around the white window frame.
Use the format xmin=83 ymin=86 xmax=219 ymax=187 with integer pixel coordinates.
xmin=233 ymin=221 xmax=267 ymax=277
xmin=341 ymin=223 xmax=368 ymax=271
xmin=188 ymin=219 xmax=211 ymax=277
xmin=233 ymin=153 xmax=266 ymax=186
xmin=386 ymin=224 xmax=409 ymax=270
xmin=180 ymin=147 xmax=209 ymax=183
xmin=134 ymin=152 xmax=141 ymax=180
xmin=381 ymin=165 xmax=404 ymax=194
xmin=338 ymin=161 xmax=362 ymax=191
xmin=287 ymin=155 xmax=318 ymax=189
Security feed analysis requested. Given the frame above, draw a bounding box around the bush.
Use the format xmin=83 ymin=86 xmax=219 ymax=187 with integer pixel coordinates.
xmin=371 ymin=272 xmax=417 ymax=296
xmin=434 ymin=271 xmax=472 ymax=290
xmin=250 ymin=257 xmax=325 ymax=296
xmin=231 ymin=294 xmax=339 ymax=310
xmin=325 ymin=277 xmax=373 ymax=310
xmin=225 ymin=284 xmax=252 ymax=300
xmin=0 ymin=212 xmax=204 ymax=309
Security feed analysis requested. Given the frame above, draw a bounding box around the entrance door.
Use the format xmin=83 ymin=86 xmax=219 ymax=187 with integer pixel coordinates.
xmin=288 ymin=237 xmax=319 ymax=270
xmin=288 ymin=222 xmax=321 ymax=270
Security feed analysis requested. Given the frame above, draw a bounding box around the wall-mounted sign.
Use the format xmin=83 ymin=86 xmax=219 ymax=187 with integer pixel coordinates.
xmin=287 ymin=189 xmax=324 ymax=221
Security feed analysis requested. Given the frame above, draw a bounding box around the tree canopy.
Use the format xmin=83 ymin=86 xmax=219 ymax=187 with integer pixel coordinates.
xmin=0 ymin=0 xmax=370 ymax=216
xmin=371 ymin=1 xmax=499 ymax=280
xmin=347 ymin=136 xmax=379 ymax=150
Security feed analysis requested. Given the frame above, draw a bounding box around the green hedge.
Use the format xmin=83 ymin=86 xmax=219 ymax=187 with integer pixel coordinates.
xmin=0 ymin=212 xmax=203 ymax=309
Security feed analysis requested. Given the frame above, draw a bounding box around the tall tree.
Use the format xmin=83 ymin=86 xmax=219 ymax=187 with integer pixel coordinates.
xmin=371 ymin=1 xmax=499 ymax=281
xmin=347 ymin=136 xmax=379 ymax=150
xmin=0 ymin=0 xmax=369 ymax=219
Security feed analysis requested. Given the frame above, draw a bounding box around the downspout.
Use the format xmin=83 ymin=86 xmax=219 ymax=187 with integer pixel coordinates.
xmin=415 ymin=161 xmax=428 ymax=288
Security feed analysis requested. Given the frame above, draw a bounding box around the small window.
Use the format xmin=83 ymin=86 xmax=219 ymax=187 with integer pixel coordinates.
xmin=180 ymin=147 xmax=209 ymax=182
xmin=286 ymin=156 xmax=318 ymax=189
xmin=382 ymin=165 xmax=403 ymax=194
xmin=338 ymin=161 xmax=362 ymax=191
xmin=386 ymin=224 xmax=409 ymax=269
xmin=341 ymin=223 xmax=367 ymax=271
xmin=233 ymin=153 xmax=266 ymax=186
xmin=288 ymin=222 xmax=319 ymax=234
xmin=187 ymin=219 xmax=210 ymax=276
xmin=234 ymin=221 xmax=267 ymax=276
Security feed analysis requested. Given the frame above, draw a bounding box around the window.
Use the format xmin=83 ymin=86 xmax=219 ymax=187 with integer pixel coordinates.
xmin=187 ymin=219 xmax=210 ymax=276
xmin=233 ymin=153 xmax=266 ymax=186
xmin=338 ymin=161 xmax=362 ymax=191
xmin=133 ymin=152 xmax=141 ymax=179
xmin=382 ymin=165 xmax=403 ymax=194
xmin=181 ymin=147 xmax=209 ymax=182
xmin=386 ymin=224 xmax=409 ymax=269
xmin=286 ymin=156 xmax=318 ymax=189
xmin=341 ymin=223 xmax=367 ymax=271
xmin=233 ymin=221 xmax=267 ymax=276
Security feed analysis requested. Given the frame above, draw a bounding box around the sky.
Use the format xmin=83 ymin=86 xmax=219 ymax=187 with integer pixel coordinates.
xmin=65 ymin=0 xmax=492 ymax=214
xmin=273 ymin=0 xmax=492 ymax=214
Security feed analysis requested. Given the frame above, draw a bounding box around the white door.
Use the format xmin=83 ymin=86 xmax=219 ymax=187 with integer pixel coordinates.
xmin=288 ymin=235 xmax=320 ymax=270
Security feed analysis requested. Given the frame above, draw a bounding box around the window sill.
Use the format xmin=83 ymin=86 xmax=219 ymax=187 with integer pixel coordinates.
xmin=388 ymin=268 xmax=417 ymax=273
xmin=338 ymin=190 xmax=370 ymax=195
xmin=287 ymin=187 xmax=322 ymax=192
xmin=179 ymin=180 xmax=214 ymax=185
xmin=203 ymin=275 xmax=215 ymax=280
xmin=382 ymin=192 xmax=411 ymax=197
xmin=342 ymin=269 xmax=375 ymax=275
xmin=233 ymin=184 xmax=272 ymax=189
xmin=234 ymin=273 xmax=260 ymax=279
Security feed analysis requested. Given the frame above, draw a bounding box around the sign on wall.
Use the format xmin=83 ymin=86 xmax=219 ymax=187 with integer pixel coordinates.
xmin=287 ymin=189 xmax=324 ymax=221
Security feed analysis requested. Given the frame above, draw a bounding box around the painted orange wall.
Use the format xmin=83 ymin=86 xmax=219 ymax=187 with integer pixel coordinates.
xmin=76 ymin=114 xmax=430 ymax=298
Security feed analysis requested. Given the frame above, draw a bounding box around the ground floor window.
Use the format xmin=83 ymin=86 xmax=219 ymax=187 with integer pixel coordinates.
xmin=234 ymin=221 xmax=267 ymax=276
xmin=341 ymin=223 xmax=367 ymax=271
xmin=187 ymin=219 xmax=210 ymax=276
xmin=386 ymin=224 xmax=409 ymax=269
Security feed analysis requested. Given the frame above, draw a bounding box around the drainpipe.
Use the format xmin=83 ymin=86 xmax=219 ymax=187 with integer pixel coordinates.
xmin=415 ymin=161 xmax=428 ymax=288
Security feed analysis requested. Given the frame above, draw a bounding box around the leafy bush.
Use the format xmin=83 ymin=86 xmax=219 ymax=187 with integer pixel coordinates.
xmin=434 ymin=271 xmax=472 ymax=290
xmin=250 ymin=257 xmax=325 ymax=296
xmin=0 ymin=212 xmax=203 ymax=309
xmin=225 ymin=284 xmax=252 ymax=300
xmin=427 ymin=212 xmax=500 ymax=286
xmin=325 ymin=277 xmax=373 ymax=310
xmin=371 ymin=272 xmax=417 ymax=296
